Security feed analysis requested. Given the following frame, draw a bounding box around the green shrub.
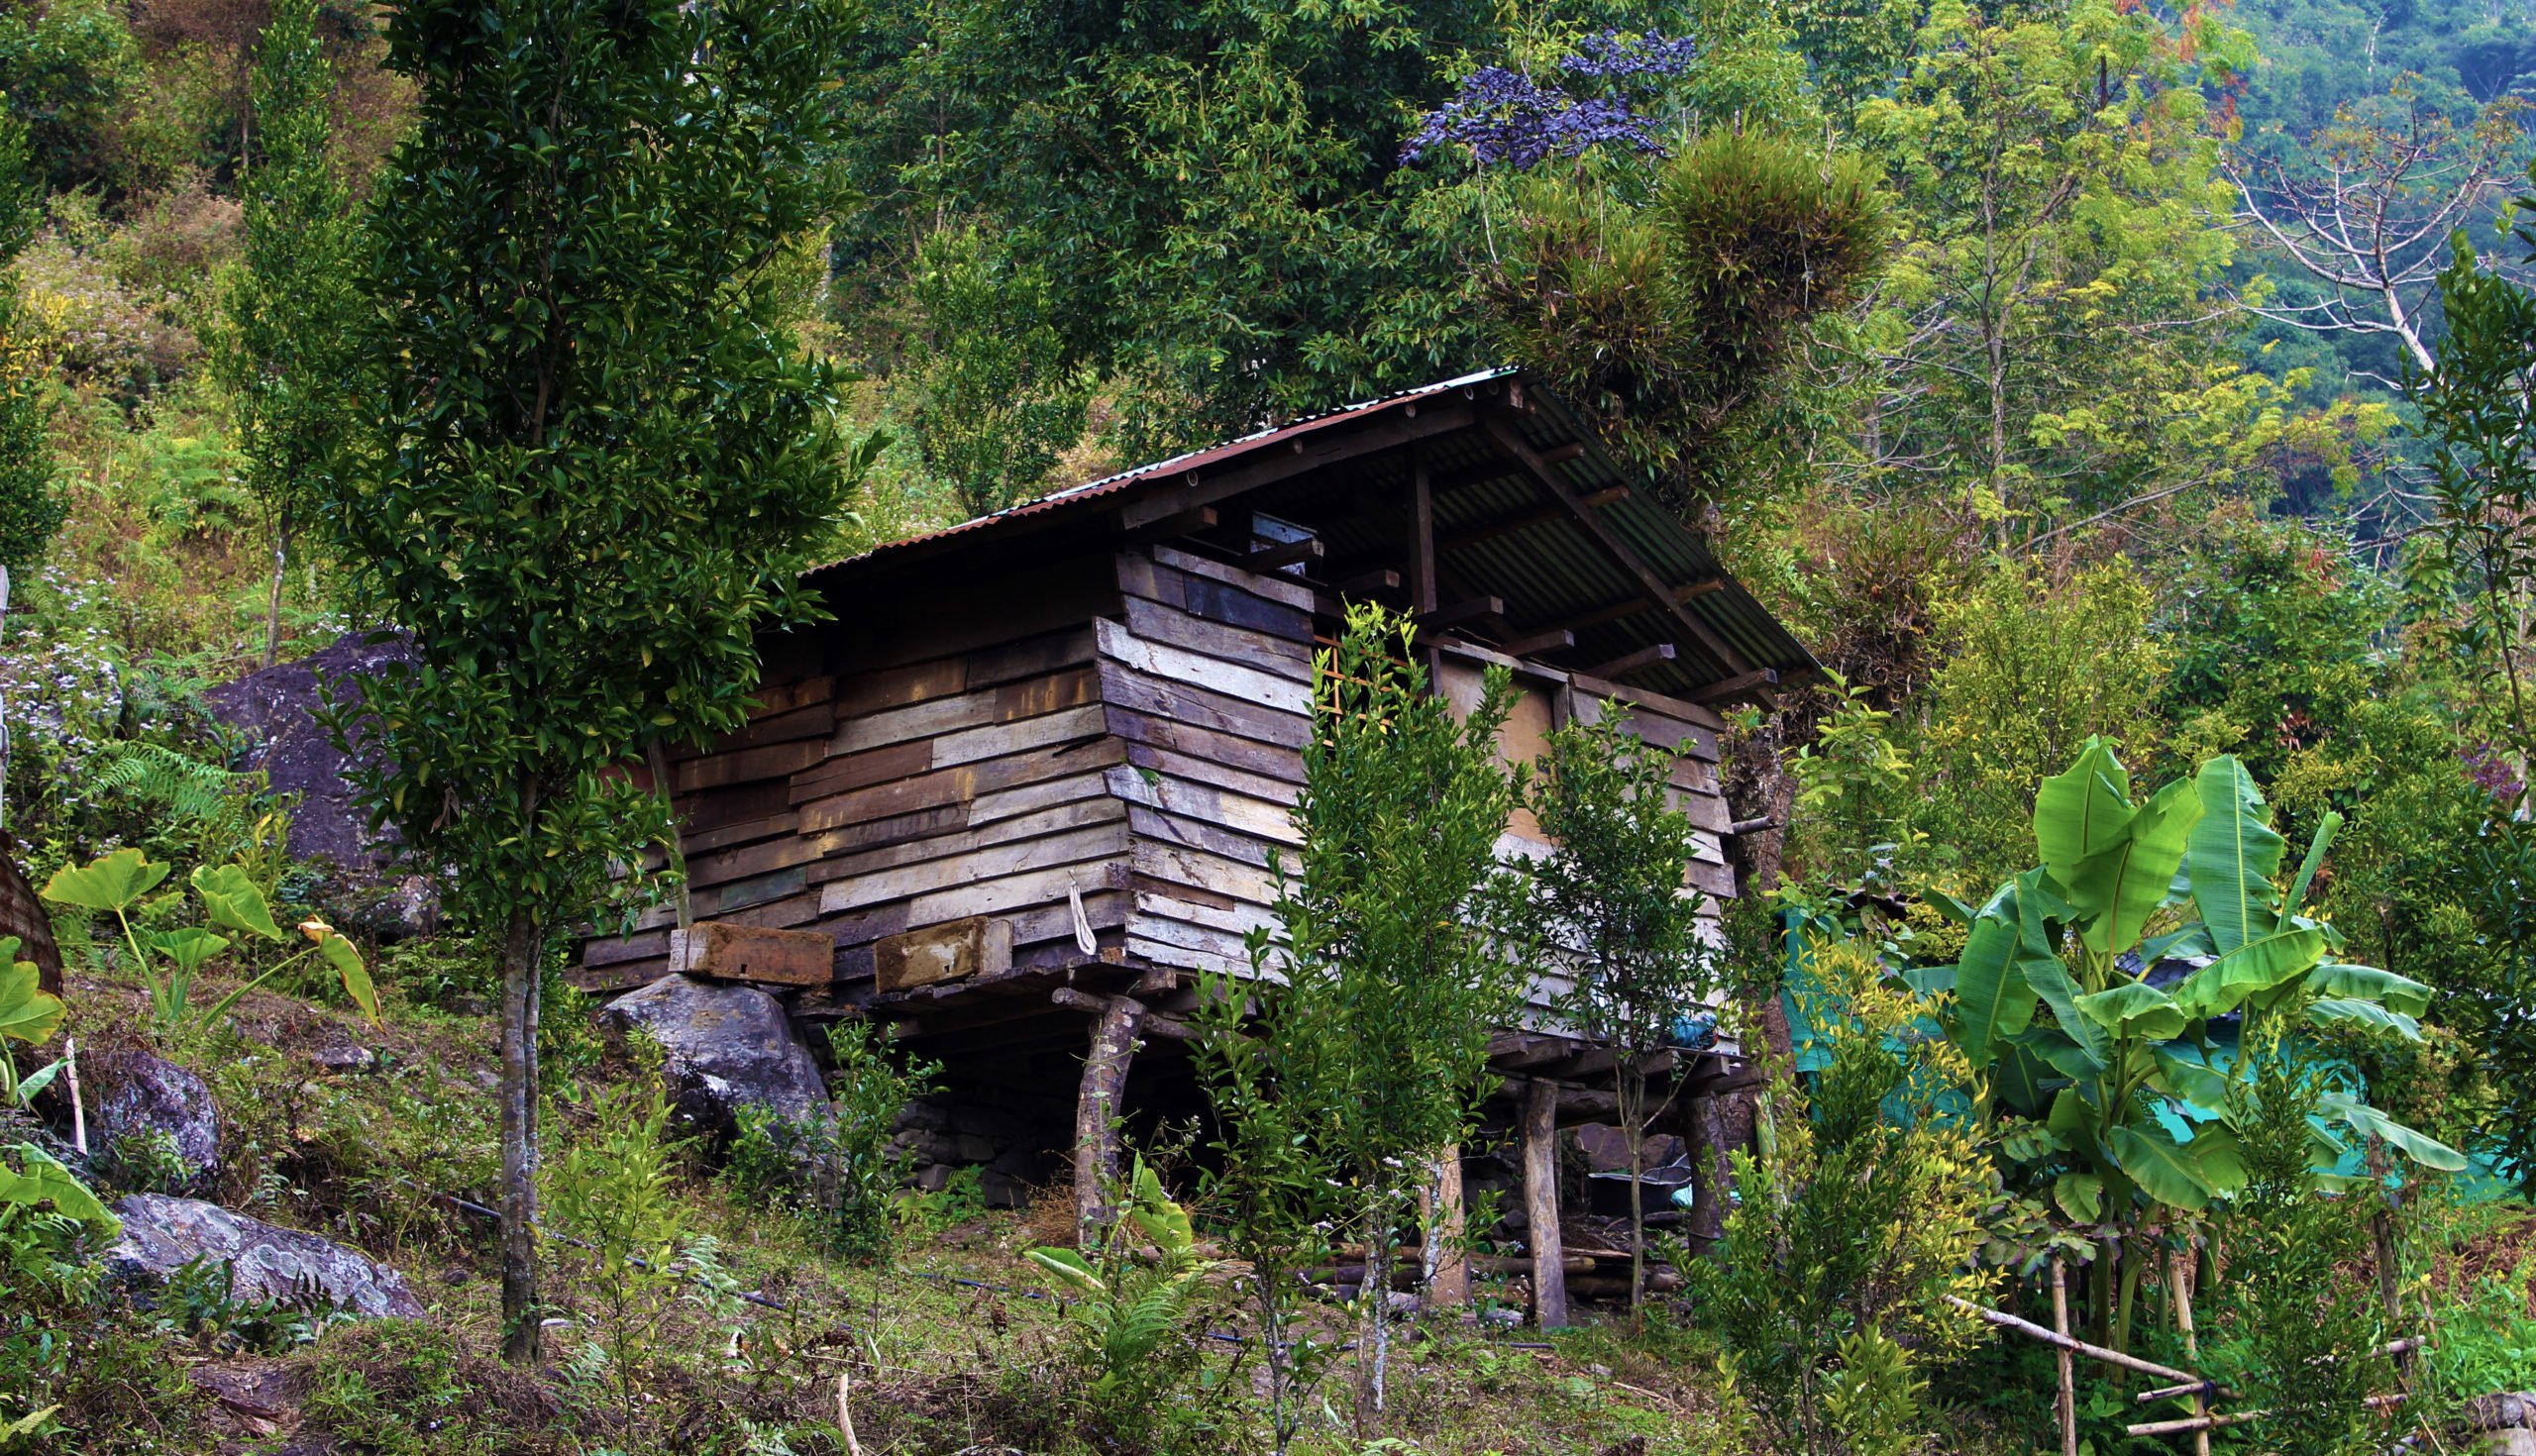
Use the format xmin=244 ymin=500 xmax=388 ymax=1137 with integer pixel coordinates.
xmin=723 ymin=1022 xmax=938 ymax=1261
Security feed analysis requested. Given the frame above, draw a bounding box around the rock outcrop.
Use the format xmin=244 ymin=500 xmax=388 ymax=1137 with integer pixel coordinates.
xmin=595 ymin=974 xmax=828 ymax=1142
xmin=93 ymin=1047 xmax=221 ymax=1190
xmin=104 ymin=1195 xmax=425 ymax=1318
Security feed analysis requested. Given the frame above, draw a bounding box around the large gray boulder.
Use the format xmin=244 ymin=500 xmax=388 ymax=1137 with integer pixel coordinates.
xmin=595 ymin=975 xmax=828 ymax=1142
xmin=93 ymin=1048 xmax=220 ymax=1190
xmin=204 ymin=632 xmax=412 ymax=871
xmin=104 ymin=1195 xmax=425 ymax=1318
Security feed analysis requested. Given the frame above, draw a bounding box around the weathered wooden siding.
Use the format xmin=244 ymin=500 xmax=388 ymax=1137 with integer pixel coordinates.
xmin=1109 ymin=544 xmax=1315 ymax=979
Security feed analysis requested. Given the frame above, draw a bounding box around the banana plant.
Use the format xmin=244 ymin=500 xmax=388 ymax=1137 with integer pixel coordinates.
xmin=41 ymin=848 xmax=381 ymax=1034
xmin=1937 ymin=740 xmax=2461 ymax=1223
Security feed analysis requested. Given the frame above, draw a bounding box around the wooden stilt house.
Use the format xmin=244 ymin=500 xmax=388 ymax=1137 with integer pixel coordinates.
xmin=573 ymin=365 xmax=1817 ymax=1302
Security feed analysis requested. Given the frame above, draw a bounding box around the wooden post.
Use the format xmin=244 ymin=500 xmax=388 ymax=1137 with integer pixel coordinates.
xmin=2053 ymin=1256 xmax=2077 ymax=1456
xmin=2168 ymin=1248 xmax=2210 ymax=1456
xmin=1074 ymin=993 xmax=1147 ymax=1247
xmin=1426 ymin=1145 xmax=1470 ymax=1309
xmin=1408 ymin=445 xmax=1437 ymax=617
xmin=1684 ymin=1092 xmax=1732 ymax=1245
xmin=1522 ymin=1080 xmax=1568 ymax=1329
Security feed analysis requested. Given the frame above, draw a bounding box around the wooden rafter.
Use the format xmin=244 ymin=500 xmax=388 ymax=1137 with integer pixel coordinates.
xmin=1478 ymin=415 xmax=1752 ymax=679
xmin=1436 ymin=486 xmax=1628 ymax=553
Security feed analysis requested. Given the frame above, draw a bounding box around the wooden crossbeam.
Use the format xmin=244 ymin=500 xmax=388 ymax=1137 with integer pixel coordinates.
xmin=1437 ymin=486 xmax=1628 ymax=553
xmin=1687 ymin=669 xmax=1778 ymax=705
xmin=1586 ymin=643 xmax=1674 ymax=679
xmin=1427 ymin=440 xmax=1585 ymax=496
xmin=1497 ymin=628 xmax=1575 ymax=658
xmin=1415 ymin=596 xmax=1503 ymax=632
xmin=1334 ymin=568 xmax=1402 ymax=595
xmin=1118 ymin=406 xmax=1478 ymax=530
xmin=1127 ymin=504 xmax=1217 ymax=540
xmin=1246 ymin=537 xmax=1324 ymax=571
xmin=1545 ymin=579 xmax=1725 ymax=636
xmin=1480 ymin=415 xmax=1752 ymax=678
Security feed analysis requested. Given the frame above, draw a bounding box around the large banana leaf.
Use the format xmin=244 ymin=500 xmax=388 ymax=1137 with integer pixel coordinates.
xmin=2171 ymin=926 xmax=2326 ymax=1018
xmin=2034 ymin=739 xmax=2137 ymax=905
xmin=2078 ymin=776 xmax=2202 ymax=957
xmin=1952 ymin=885 xmax=2038 ymax=1063
xmin=2282 ymin=810 xmax=2343 ymax=915
xmin=2307 ymin=997 xmax=2423 ymax=1042
xmin=2074 ymin=982 xmax=2188 ymax=1041
xmin=2317 ymin=1091 xmax=2468 ymax=1172
xmin=2186 ymin=756 xmax=2285 ymax=954
xmin=2149 ymin=1047 xmax=2230 ymax=1109
xmin=2109 ymin=1122 xmax=2216 ymax=1211
xmin=2307 ymin=962 xmax=2432 ymax=1017
xmin=2023 ymin=951 xmax=2108 ymax=1072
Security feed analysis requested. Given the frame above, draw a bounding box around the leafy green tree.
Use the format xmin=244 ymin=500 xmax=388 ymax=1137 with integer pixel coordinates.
xmin=1526 ymin=705 xmax=1721 ymax=1315
xmin=212 ymin=0 xmax=360 ymax=669
xmin=1200 ymin=603 xmax=1524 ymax=1440
xmin=0 ymin=110 xmax=56 ymax=576
xmin=1851 ymin=0 xmax=2378 ymax=539
xmin=898 ymin=225 xmax=1088 ymax=518
xmin=320 ymin=0 xmax=857 ymax=1362
xmin=0 ymin=0 xmax=138 ymax=195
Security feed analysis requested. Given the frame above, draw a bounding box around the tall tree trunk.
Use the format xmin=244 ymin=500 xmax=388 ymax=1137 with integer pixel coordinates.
xmin=260 ymin=514 xmax=289 ymax=671
xmin=498 ymin=905 xmax=546 ymax=1365
xmin=1354 ymin=1184 xmax=1392 ymax=1433
xmin=1073 ymin=993 xmax=1145 ymax=1247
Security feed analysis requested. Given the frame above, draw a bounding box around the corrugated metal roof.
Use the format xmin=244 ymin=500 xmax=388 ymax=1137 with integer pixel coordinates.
xmin=810 ymin=366 xmax=1817 ymax=698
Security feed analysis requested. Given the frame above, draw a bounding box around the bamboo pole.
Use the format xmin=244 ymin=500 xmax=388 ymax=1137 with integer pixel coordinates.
xmin=2168 ymin=1250 xmax=2209 ymax=1456
xmin=2052 ymin=1259 xmax=2077 ymax=1456
xmin=1948 ymin=1295 xmax=2199 ymax=1385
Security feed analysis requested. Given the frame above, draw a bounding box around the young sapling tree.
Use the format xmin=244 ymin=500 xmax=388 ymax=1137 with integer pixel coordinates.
xmin=1527 ymin=703 xmax=1720 ymax=1314
xmin=320 ymin=0 xmax=857 ymax=1362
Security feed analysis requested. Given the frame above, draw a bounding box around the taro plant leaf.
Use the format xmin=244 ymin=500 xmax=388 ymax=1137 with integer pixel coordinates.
xmin=307 ymin=925 xmax=383 ymax=1029
xmin=2150 ymin=1048 xmax=2230 ymax=1110
xmin=2074 ymin=982 xmax=2188 ymax=1041
xmin=2034 ymin=738 xmax=2137 ymax=906
xmin=2054 ymin=1170 xmax=2104 ymax=1222
xmin=2307 ymin=997 xmax=2423 ymax=1042
xmin=0 ymin=948 xmax=65 ymax=1045
xmin=2171 ymin=926 xmax=2327 ymax=1018
xmin=2108 ymin=1122 xmax=2214 ymax=1211
xmin=192 ymin=864 xmax=286 ymax=941
xmin=1952 ymin=885 xmax=2038 ymax=1062
xmin=2318 ymin=1091 xmax=2468 ymax=1172
xmin=2281 ymin=809 xmax=2343 ymax=915
xmin=148 ymin=928 xmax=230 ymax=976
xmin=2307 ymin=962 xmax=2432 ymax=1017
xmin=40 ymin=848 xmax=169 ymax=913
xmin=2186 ymin=755 xmax=2285 ymax=954
xmin=0 ymin=1143 xmax=116 ymax=1227
xmin=10 ymin=1058 xmax=63 ymax=1103
xmin=1025 ymin=1245 xmax=1108 ymax=1296
xmin=2079 ymin=776 xmax=2203 ymax=958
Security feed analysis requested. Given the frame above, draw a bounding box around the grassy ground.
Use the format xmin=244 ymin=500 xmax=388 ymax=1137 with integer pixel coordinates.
xmin=17 ymin=947 xmax=1783 ymax=1456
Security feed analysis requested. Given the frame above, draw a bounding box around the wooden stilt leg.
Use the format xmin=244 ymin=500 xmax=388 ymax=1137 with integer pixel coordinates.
xmin=1523 ymin=1080 xmax=1568 ymax=1330
xmin=1685 ymin=1092 xmax=1731 ymax=1246
xmin=1429 ymin=1145 xmax=1469 ymax=1309
xmin=1074 ymin=993 xmax=1146 ymax=1248
xmin=2054 ymin=1255 xmax=2077 ymax=1456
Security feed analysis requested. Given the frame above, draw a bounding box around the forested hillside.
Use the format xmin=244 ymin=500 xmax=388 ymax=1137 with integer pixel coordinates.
xmin=2 ymin=0 xmax=2536 ymax=1452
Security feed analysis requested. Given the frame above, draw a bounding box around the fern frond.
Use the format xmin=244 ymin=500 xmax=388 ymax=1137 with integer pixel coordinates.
xmin=87 ymin=742 xmax=257 ymax=822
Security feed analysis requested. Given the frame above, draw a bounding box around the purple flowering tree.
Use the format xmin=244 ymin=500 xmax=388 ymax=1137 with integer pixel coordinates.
xmin=1400 ymin=32 xmax=1698 ymax=169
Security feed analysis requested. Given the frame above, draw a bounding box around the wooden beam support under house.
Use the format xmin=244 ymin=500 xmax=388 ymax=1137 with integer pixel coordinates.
xmin=1523 ymin=1079 xmax=1570 ymax=1329
xmin=1073 ymin=992 xmax=1148 ymax=1249
xmin=1424 ymin=1145 xmax=1471 ymax=1309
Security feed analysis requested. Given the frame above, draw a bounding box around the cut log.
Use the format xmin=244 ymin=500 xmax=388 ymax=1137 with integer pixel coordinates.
xmin=1075 ymin=994 xmax=1148 ymax=1248
xmin=1428 ymin=1145 xmax=1470 ymax=1309
xmin=667 ymin=922 xmax=835 ymax=987
xmin=1523 ymin=1079 xmax=1569 ymax=1329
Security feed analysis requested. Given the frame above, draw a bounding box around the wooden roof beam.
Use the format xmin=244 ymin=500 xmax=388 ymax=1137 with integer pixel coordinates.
xmin=1688 ymin=669 xmax=1781 ymax=705
xmin=1586 ymin=643 xmax=1675 ymax=680
xmin=1478 ymin=415 xmax=1753 ymax=678
xmin=1117 ymin=405 xmax=1480 ymax=531
xmin=1436 ymin=486 xmax=1628 ymax=554
xmin=1542 ymin=578 xmax=1726 ymax=636
xmin=1415 ymin=595 xmax=1505 ymax=633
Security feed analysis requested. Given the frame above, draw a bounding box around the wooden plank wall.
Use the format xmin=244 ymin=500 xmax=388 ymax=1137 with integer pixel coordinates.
xmin=1108 ymin=544 xmax=1315 ymax=978
xmin=574 ymin=566 xmax=1139 ymax=991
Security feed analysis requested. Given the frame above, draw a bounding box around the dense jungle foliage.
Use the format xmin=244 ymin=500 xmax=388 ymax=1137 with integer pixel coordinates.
xmin=1 ymin=0 xmax=2535 ymax=1451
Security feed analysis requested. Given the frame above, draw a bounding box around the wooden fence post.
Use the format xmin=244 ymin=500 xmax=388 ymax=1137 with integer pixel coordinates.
xmin=1522 ymin=1080 xmax=1568 ymax=1329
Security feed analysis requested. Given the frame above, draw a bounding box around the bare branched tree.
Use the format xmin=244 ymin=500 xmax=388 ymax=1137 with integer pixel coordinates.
xmin=2227 ymin=84 xmax=2533 ymax=380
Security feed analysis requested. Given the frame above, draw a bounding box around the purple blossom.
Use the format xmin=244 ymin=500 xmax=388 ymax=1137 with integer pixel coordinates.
xmin=2465 ymin=743 xmax=2525 ymax=802
xmin=1400 ymin=31 xmax=1697 ymax=169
